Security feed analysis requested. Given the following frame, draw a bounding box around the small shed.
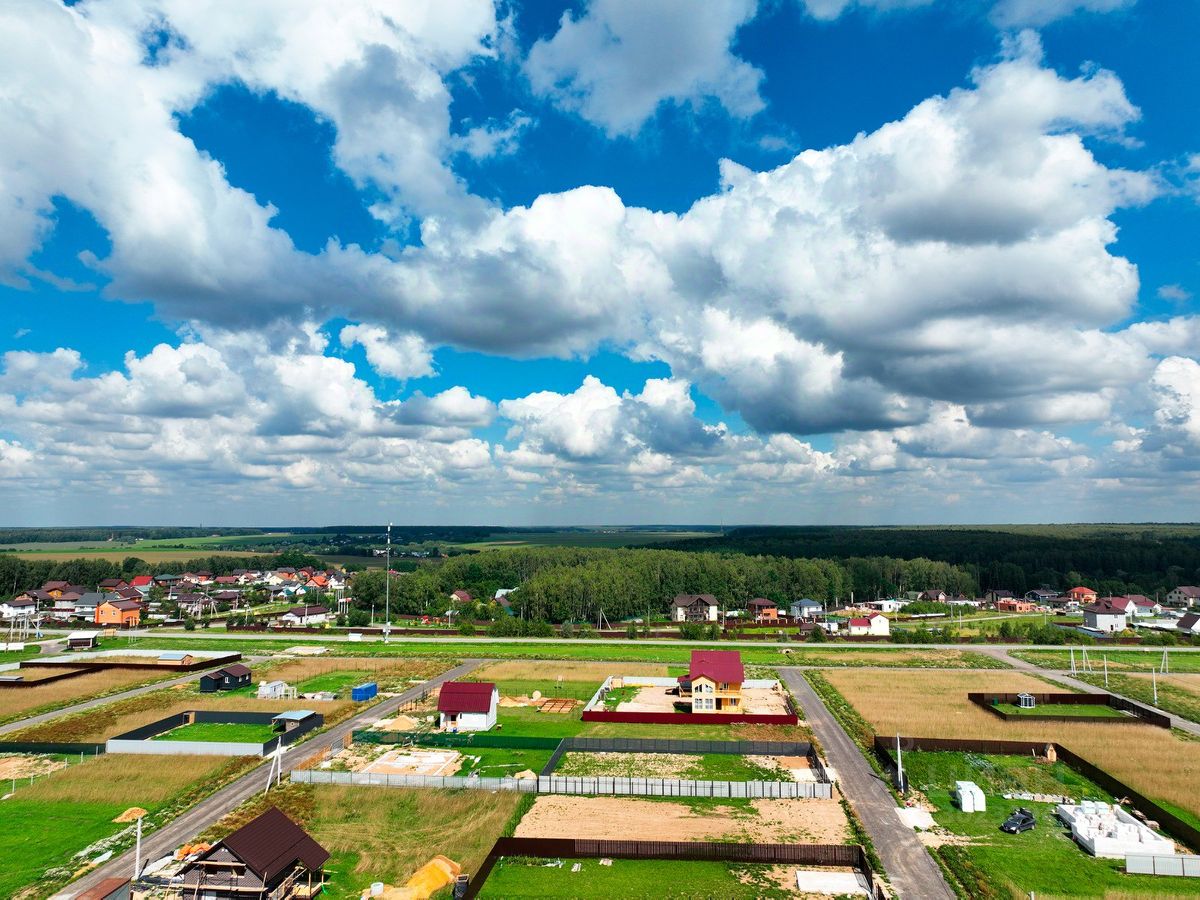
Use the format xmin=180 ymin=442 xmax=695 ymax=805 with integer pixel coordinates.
xmin=1017 ymin=692 xmax=1037 ymax=709
xmin=67 ymin=630 xmax=99 ymax=650
xmin=158 ymin=651 xmax=195 ymax=665
xmin=257 ymin=680 xmax=296 ymax=700
xmin=271 ymin=710 xmax=318 ymax=733
xmin=199 ymin=664 xmax=252 ymax=693
xmin=955 ymin=781 xmax=987 ymax=813
xmin=438 ymin=681 xmax=498 ymax=732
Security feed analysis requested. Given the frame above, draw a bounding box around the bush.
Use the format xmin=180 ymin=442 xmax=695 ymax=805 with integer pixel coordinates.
xmin=458 ymin=622 xmax=476 ymax=636
xmin=560 ymin=620 xmax=575 ymax=639
xmin=183 ymin=618 xmax=196 ymax=631
xmin=625 ymin=621 xmax=638 ymax=640
xmin=576 ymin=623 xmax=596 ymax=639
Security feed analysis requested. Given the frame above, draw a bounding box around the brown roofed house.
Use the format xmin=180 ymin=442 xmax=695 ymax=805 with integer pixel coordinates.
xmin=177 ymin=807 xmax=329 ymax=899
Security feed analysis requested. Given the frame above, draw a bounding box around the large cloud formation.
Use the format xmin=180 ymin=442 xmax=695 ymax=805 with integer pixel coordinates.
xmin=0 ymin=1 xmax=1196 ymax=521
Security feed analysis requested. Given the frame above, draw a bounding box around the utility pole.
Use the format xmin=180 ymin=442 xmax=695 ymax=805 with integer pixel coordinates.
xmin=1152 ymin=666 xmax=1158 ymax=706
xmin=384 ymin=522 xmax=392 ymax=644
xmin=1103 ymin=655 xmax=1108 ymax=688
xmin=895 ymin=733 xmax=905 ymax=794
xmin=133 ymin=814 xmax=143 ymax=881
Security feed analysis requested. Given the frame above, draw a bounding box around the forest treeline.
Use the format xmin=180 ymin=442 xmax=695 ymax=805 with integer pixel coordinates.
xmin=349 ymin=547 xmax=976 ymax=623
xmin=657 ymin=526 xmax=1200 ymax=597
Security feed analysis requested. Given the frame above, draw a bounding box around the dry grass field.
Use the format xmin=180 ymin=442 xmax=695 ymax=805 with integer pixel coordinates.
xmin=202 ymin=782 xmax=523 ymax=896
xmin=9 ymin=689 xmax=350 ymax=742
xmin=1140 ymin=673 xmax=1200 ymax=696
xmin=0 ymin=667 xmax=181 ymax=724
xmin=6 ymin=549 xmax=273 ymax=563
xmin=256 ymin=656 xmax=445 ymax=684
xmin=823 ymin=669 xmax=1200 ymax=820
xmin=474 ymin=660 xmax=672 ymax=682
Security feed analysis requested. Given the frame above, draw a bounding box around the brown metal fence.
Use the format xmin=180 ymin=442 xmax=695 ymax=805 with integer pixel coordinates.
xmin=873 ymin=735 xmax=1200 ymax=852
xmin=464 ymin=837 xmax=880 ymax=900
xmin=966 ymin=692 xmax=1171 ymax=728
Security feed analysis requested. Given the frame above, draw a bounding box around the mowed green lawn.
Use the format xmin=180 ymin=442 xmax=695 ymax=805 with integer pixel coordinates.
xmin=153 ymin=722 xmax=276 ymax=743
xmin=478 ymin=857 xmax=796 ymax=899
xmin=1013 ymin=648 xmax=1200 ymax=673
xmin=993 ymin=703 xmax=1126 ymax=718
xmin=902 ymin=752 xmax=1188 ymax=898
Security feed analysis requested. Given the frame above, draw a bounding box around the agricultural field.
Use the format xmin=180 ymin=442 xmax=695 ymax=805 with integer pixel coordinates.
xmin=478 ymin=857 xmax=808 ymax=899
xmin=1012 ymin=649 xmax=1200 ymax=674
xmin=199 ymin=782 xmax=526 ymax=900
xmin=820 ymin=668 xmax=1200 ymax=829
xmin=0 ymin=666 xmax=186 ymax=727
xmin=454 ymin=529 xmax=716 ymax=549
xmin=0 ymin=752 xmax=255 ymax=900
xmin=900 ymin=751 xmax=1194 ymax=899
xmin=131 ymin=634 xmax=1010 ymax=670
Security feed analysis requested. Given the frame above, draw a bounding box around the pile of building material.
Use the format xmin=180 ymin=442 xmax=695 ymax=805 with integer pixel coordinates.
xmin=1056 ymin=801 xmax=1175 ymax=858
xmin=955 ymin=781 xmax=986 ymax=813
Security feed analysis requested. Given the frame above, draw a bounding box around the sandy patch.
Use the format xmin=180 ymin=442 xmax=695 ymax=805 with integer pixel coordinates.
xmin=113 ymin=806 xmax=148 ymax=822
xmin=515 ymin=796 xmax=850 ymax=844
xmin=360 ymin=748 xmax=463 ymax=776
xmin=0 ymin=753 xmax=68 ymax=779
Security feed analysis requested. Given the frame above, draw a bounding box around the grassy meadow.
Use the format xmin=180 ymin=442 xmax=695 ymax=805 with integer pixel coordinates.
xmin=0 ymin=753 xmax=255 ymax=900
xmin=0 ymin=666 xmax=183 ymax=727
xmin=1012 ymin=649 xmax=1200 ymax=673
xmin=153 ymin=721 xmax=277 ymax=743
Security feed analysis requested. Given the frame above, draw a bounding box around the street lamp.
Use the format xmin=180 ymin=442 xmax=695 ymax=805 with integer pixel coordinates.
xmin=384 ymin=522 xmax=391 ymax=644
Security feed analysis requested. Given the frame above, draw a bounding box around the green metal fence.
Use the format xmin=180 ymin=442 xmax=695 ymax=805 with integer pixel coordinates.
xmin=353 ymin=730 xmax=561 ymax=749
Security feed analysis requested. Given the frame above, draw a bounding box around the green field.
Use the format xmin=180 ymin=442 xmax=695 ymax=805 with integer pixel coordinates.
xmin=0 ymin=754 xmax=253 ymax=899
xmin=992 ymin=703 xmax=1126 ymax=718
xmin=1013 ymin=649 xmax=1200 ymax=673
xmin=153 ymin=722 xmax=277 ymax=743
xmin=478 ymin=857 xmax=797 ymax=899
xmin=459 ymin=745 xmax=555 ymax=776
xmin=555 ymin=751 xmax=785 ymax=781
xmin=1075 ymin=671 xmax=1200 ymax=723
xmin=112 ymin=634 xmax=1011 ymax=669
xmin=296 ymin=671 xmax=376 ymax=695
xmin=901 ymin=751 xmax=1188 ymax=898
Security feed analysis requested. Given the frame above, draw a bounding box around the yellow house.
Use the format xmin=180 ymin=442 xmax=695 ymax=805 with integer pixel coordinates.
xmin=677 ymin=650 xmax=744 ymax=714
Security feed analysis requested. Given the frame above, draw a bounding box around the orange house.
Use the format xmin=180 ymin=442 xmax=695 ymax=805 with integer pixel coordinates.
xmin=1066 ymin=586 xmax=1097 ymax=604
xmin=996 ymin=599 xmax=1036 ymax=613
xmin=95 ymin=599 xmax=141 ymax=627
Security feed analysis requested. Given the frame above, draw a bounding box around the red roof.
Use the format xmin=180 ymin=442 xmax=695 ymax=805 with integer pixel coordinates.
xmin=438 ymin=681 xmax=496 ymax=714
xmin=849 ymin=617 xmax=870 ymax=627
xmin=685 ymin=650 xmax=744 ymax=684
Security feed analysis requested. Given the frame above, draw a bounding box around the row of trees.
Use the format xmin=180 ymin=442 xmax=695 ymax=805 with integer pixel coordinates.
xmin=345 ymin=547 xmax=977 ymax=624
xmin=661 ymin=526 xmax=1200 ymax=597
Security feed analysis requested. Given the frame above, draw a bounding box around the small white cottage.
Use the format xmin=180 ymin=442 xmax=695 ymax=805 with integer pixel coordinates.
xmin=437 ymin=681 xmax=499 ymax=732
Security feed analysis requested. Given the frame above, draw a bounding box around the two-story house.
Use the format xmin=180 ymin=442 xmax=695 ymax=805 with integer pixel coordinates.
xmin=677 ymin=650 xmax=744 ymax=714
xmin=672 ymin=594 xmax=719 ymax=623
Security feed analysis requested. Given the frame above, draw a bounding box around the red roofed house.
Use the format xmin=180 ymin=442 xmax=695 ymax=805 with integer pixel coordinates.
xmin=450 ymin=589 xmax=473 ymax=604
xmin=747 ymin=597 xmax=778 ymax=623
xmin=177 ymin=806 xmax=329 ymax=900
xmin=677 ymin=650 xmax=744 ymax=714
xmin=438 ymin=681 xmax=498 ymax=732
xmin=848 ymin=612 xmax=890 ymax=636
xmin=1067 ymin=586 xmax=1098 ymax=604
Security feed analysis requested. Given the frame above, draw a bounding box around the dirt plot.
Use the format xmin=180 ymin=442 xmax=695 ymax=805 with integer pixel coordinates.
xmin=255 ymin=656 xmax=444 ymax=688
xmin=0 ymin=753 xmax=68 ymax=780
xmin=516 ymin=796 xmax=850 ymax=844
xmin=475 ymin=660 xmax=671 ymax=682
xmin=823 ymin=668 xmax=1200 ymax=822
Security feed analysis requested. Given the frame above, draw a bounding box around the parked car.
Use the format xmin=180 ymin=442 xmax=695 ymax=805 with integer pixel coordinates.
xmin=1000 ymin=808 xmax=1036 ymax=834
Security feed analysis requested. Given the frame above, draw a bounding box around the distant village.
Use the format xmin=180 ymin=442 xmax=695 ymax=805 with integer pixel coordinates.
xmin=3 ymin=568 xmax=1200 ymax=642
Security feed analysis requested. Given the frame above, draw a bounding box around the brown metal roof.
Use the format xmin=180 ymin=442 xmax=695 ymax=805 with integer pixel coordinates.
xmin=198 ymin=807 xmax=329 ymax=885
xmin=217 ymin=663 xmax=251 ymax=678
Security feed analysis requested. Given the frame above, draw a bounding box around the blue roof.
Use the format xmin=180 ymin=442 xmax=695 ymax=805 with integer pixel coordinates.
xmin=158 ymin=651 xmax=189 ymax=660
xmin=271 ymin=710 xmax=316 ymax=722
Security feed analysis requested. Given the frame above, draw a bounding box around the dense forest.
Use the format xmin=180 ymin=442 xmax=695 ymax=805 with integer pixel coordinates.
xmin=657 ymin=526 xmax=1200 ymax=598
xmin=349 ymin=547 xmax=976 ymax=623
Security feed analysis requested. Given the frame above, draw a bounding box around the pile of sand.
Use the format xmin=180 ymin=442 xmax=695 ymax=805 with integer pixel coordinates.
xmin=112 ymin=807 xmax=148 ymax=823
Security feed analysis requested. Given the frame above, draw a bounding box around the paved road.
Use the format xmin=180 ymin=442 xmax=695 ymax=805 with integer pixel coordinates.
xmin=55 ymin=659 xmax=483 ymax=899
xmin=0 ymin=658 xmax=263 ymax=737
xmin=983 ymin=647 xmax=1200 ymax=736
xmin=782 ymin=669 xmax=954 ymax=900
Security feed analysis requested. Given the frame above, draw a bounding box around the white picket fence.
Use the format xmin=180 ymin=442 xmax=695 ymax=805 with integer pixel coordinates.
xmin=290 ymin=768 xmax=832 ymax=798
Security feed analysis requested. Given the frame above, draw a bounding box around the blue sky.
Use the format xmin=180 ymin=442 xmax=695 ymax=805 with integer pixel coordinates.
xmin=1 ymin=0 xmax=1199 ymax=526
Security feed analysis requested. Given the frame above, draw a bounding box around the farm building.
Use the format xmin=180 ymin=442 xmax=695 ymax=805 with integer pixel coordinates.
xmin=199 ymin=664 xmax=252 ymax=692
xmin=177 ymin=806 xmax=329 ymax=899
xmin=279 ymin=605 xmax=329 ymax=626
xmin=677 ymin=650 xmax=744 ymax=713
xmin=672 ymin=593 xmax=719 ymax=622
xmin=438 ymin=681 xmax=498 ymax=732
